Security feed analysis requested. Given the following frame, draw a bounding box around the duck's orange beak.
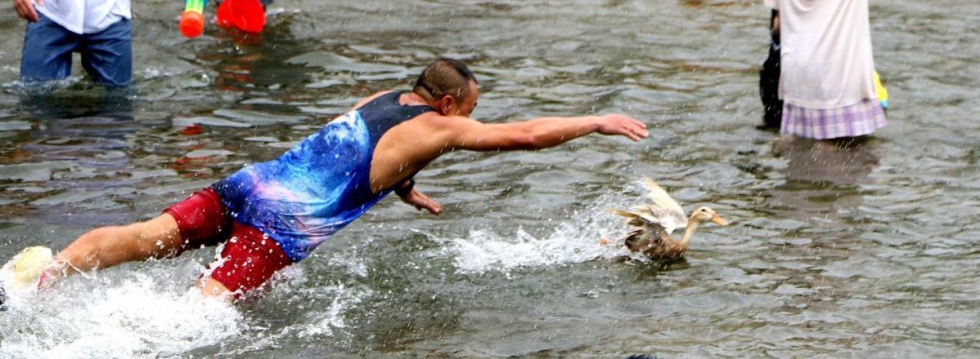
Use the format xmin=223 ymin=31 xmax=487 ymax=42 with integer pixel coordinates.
xmin=710 ymin=214 xmax=729 ymax=226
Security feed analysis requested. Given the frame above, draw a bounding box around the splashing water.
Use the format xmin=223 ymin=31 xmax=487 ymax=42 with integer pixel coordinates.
xmin=297 ymin=284 xmax=371 ymax=338
xmin=0 ymin=265 xmax=243 ymax=358
xmin=438 ymin=192 xmax=639 ymax=275
xmin=0 ymin=238 xmax=394 ymax=358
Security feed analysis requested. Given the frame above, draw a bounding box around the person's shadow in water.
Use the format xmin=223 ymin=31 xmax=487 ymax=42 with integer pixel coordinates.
xmin=8 ymin=89 xmax=140 ymax=225
xmin=764 ymin=135 xmax=882 ymax=221
xmin=15 ymin=89 xmax=136 ymax=169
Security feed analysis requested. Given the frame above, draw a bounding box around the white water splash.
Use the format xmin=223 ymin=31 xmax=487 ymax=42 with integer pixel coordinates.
xmin=298 ymin=284 xmax=371 ymax=338
xmin=437 ymin=192 xmax=638 ymax=275
xmin=327 ymin=246 xmax=370 ymax=278
xmin=0 ymin=237 xmax=383 ymax=358
xmin=0 ymin=264 xmax=243 ymax=359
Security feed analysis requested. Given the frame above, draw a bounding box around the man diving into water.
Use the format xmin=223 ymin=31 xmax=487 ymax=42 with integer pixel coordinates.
xmin=2 ymin=58 xmax=649 ymax=301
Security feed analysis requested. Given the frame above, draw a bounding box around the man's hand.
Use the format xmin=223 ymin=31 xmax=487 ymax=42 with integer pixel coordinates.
xmin=596 ymin=114 xmax=649 ymax=142
xmin=399 ymin=188 xmax=442 ymax=215
xmin=14 ymin=0 xmax=42 ymax=22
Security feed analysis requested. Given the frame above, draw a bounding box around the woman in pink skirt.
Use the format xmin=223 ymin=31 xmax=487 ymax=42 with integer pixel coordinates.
xmin=765 ymin=0 xmax=887 ymax=141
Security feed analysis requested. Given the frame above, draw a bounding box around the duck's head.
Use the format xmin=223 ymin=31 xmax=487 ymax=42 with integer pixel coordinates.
xmin=690 ymin=206 xmax=729 ymax=226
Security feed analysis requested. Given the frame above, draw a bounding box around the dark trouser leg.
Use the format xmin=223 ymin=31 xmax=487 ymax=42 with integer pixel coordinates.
xmin=80 ymin=18 xmax=133 ymax=88
xmin=759 ymin=9 xmax=782 ymax=129
xmin=20 ymin=13 xmax=78 ymax=85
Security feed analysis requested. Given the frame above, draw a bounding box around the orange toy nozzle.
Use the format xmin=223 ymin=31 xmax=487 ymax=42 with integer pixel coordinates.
xmin=180 ymin=11 xmax=206 ymax=38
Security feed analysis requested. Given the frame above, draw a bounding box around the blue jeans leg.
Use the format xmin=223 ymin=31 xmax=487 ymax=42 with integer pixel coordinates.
xmin=20 ymin=13 xmax=78 ymax=84
xmin=81 ymin=18 xmax=133 ymax=88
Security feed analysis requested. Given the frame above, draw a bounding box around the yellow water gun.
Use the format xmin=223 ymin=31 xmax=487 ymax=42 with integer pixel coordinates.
xmin=874 ymin=71 xmax=889 ymax=109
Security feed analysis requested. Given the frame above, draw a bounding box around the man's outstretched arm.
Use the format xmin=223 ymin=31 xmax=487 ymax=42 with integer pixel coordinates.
xmin=446 ymin=114 xmax=648 ymax=152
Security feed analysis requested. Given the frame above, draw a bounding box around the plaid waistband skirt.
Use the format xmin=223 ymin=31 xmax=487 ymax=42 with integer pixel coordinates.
xmin=780 ymin=99 xmax=887 ymax=140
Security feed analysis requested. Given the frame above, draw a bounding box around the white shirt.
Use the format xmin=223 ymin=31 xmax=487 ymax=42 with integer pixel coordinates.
xmin=35 ymin=0 xmax=132 ymax=35
xmin=765 ymin=0 xmax=879 ymax=109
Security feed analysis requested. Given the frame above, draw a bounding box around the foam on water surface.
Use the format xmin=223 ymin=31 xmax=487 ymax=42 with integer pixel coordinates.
xmin=0 ymin=255 xmax=375 ymax=358
xmin=0 ymin=267 xmax=243 ymax=358
xmin=435 ymin=192 xmax=641 ymax=275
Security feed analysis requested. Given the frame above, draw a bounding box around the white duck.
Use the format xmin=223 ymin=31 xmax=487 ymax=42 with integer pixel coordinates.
xmin=607 ymin=178 xmax=728 ymax=260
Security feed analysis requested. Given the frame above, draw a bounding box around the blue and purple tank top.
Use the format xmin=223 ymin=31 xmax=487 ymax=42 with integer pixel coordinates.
xmin=211 ymin=92 xmax=432 ymax=262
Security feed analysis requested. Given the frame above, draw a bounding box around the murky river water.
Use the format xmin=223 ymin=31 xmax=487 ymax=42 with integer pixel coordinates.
xmin=1 ymin=0 xmax=978 ymax=357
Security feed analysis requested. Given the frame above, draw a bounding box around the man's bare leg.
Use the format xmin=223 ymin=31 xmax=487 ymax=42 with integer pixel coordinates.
xmin=199 ymin=277 xmax=233 ymax=299
xmin=54 ymin=214 xmax=236 ymax=300
xmin=53 ymin=214 xmax=184 ymax=277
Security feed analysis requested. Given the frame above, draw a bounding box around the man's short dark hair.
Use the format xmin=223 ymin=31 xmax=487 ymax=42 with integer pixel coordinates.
xmin=414 ymin=58 xmax=478 ymax=100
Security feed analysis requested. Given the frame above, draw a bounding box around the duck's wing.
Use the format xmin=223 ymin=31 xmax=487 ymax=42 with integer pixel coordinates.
xmin=637 ymin=178 xmax=688 ymax=234
xmin=609 ymin=208 xmax=660 ymax=226
xmin=608 ymin=208 xmax=672 ymax=236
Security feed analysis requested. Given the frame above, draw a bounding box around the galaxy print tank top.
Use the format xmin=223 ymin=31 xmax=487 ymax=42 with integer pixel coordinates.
xmin=211 ymin=92 xmax=433 ymax=261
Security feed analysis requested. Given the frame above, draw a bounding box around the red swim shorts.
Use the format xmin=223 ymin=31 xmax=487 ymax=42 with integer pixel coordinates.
xmin=163 ymin=187 xmax=292 ymax=296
